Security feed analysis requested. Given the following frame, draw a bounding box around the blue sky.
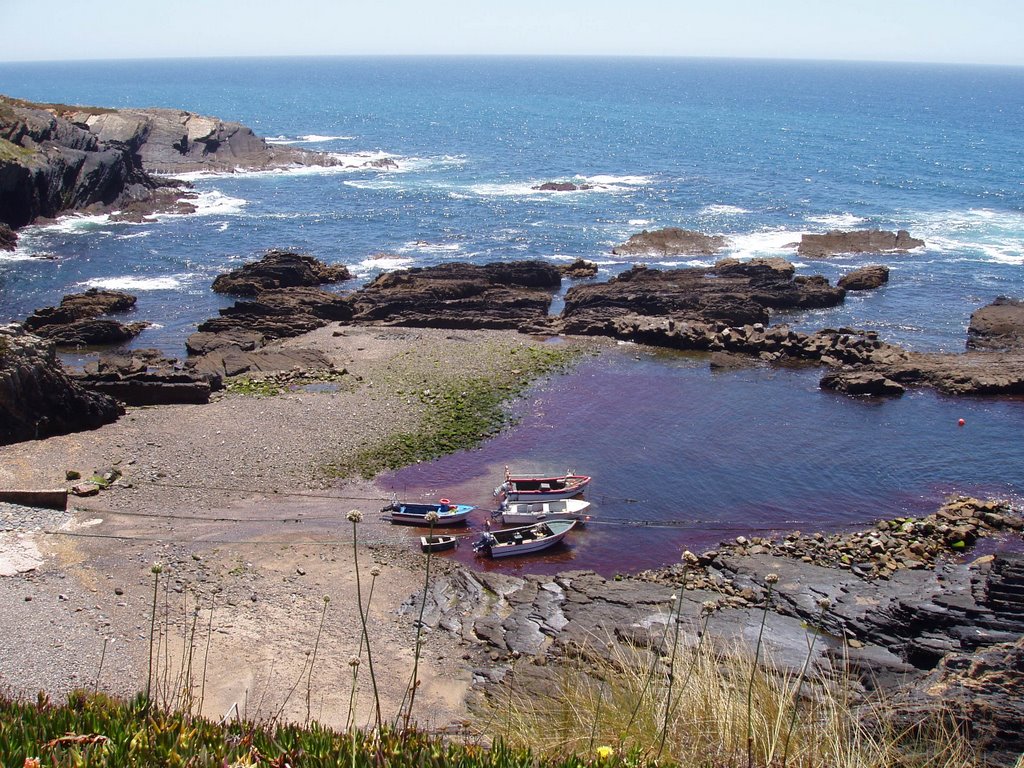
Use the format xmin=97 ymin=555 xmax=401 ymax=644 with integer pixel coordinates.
xmin=2 ymin=0 xmax=1022 ymax=65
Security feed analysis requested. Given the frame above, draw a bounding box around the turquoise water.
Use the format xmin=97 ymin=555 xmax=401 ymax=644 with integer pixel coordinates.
xmin=1 ymin=57 xmax=1022 ymax=570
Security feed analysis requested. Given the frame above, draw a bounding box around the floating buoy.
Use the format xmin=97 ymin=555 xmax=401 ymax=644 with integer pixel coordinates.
xmin=958 ymin=418 xmax=966 ymax=427
xmin=439 ymin=498 xmax=450 ymax=505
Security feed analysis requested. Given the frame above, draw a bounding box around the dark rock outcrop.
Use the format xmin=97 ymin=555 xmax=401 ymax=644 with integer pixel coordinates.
xmin=560 ymin=258 xmax=599 ymax=279
xmin=532 ymin=181 xmax=593 ymax=192
xmin=70 ymin=106 xmax=343 ymax=176
xmin=612 ymin=227 xmax=728 ymax=256
xmin=212 ymin=250 xmax=351 ymax=296
xmin=560 ymin=259 xmax=844 ymax=330
xmin=348 ymin=261 xmax=562 ymax=329
xmin=196 ymin=286 xmax=353 ymax=339
xmin=0 ymin=96 xmax=179 ymax=229
xmin=0 ymin=222 xmax=15 ymax=251
xmin=23 ymin=289 xmax=148 ymax=346
xmin=837 ymin=264 xmax=890 ymax=291
xmin=797 ymin=229 xmax=924 ymax=258
xmin=0 ymin=324 xmax=123 ymax=445
xmin=820 ymin=369 xmax=904 ymax=397
xmin=967 ymin=296 xmax=1024 ymax=352
xmin=74 ymin=349 xmax=213 ymax=406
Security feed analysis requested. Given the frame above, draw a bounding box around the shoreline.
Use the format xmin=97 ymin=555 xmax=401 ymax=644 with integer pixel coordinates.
xmin=1 ymin=323 xmax=1021 ymax=747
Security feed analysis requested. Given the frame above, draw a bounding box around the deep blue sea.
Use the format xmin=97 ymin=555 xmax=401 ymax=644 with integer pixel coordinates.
xmin=2 ymin=57 xmax=1022 ymax=572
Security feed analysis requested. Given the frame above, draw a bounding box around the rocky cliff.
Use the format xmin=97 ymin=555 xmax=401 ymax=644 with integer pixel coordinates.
xmin=0 ymin=324 xmax=123 ymax=445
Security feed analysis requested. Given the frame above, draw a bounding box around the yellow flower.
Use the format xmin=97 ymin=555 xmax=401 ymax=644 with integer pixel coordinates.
xmin=595 ymin=745 xmax=614 ymax=760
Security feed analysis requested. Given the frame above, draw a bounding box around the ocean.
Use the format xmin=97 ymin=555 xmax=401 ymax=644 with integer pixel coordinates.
xmin=2 ymin=56 xmax=1022 ymax=572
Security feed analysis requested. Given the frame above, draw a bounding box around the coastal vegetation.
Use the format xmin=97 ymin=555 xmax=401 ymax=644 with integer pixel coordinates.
xmin=325 ymin=344 xmax=584 ymax=479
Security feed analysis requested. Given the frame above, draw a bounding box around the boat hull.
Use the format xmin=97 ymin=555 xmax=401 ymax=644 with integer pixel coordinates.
xmin=383 ymin=501 xmax=474 ymax=526
xmin=475 ymin=519 xmax=576 ymax=558
xmin=495 ymin=473 xmax=591 ymax=503
xmin=500 ymin=498 xmax=592 ymax=526
xmin=420 ymin=535 xmax=458 ymax=552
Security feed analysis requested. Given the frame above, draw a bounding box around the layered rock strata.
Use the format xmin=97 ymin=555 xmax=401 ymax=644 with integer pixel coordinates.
xmin=797 ymin=228 xmax=924 ymax=257
xmin=612 ymin=227 xmax=728 ymax=256
xmin=212 ymin=250 xmax=352 ymax=296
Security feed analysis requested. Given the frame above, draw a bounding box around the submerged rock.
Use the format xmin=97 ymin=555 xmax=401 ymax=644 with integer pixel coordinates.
xmin=837 ymin=264 xmax=890 ymax=291
xmin=532 ymin=181 xmax=593 ymax=192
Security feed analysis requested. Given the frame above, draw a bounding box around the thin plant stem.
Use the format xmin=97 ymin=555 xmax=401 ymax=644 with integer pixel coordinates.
xmin=306 ymin=595 xmax=330 ymax=726
xmin=146 ymin=564 xmax=162 ymax=706
xmin=747 ymin=575 xmax=777 ymax=768
xmin=403 ymin=515 xmax=436 ymax=731
xmin=625 ymin=584 xmax=677 ymax=733
xmin=349 ymin=513 xmax=382 ymax=728
xmin=656 ymin=564 xmax=688 ymax=761
xmin=781 ymin=599 xmax=829 ymax=767
xmin=93 ymin=638 xmax=108 ymax=696
xmin=198 ymin=592 xmax=216 ymax=717
xmin=588 ymin=677 xmax=606 ymax=752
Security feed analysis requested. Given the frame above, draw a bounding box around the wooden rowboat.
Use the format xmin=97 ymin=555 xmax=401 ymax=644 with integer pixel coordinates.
xmin=420 ymin=534 xmax=459 ymax=552
xmin=381 ymin=498 xmax=475 ymax=526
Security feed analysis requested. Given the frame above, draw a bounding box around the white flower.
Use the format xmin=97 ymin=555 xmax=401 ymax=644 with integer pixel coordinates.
xmin=347 ymin=509 xmax=363 ymax=523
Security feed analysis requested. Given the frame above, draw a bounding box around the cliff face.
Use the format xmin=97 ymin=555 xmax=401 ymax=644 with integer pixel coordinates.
xmin=0 ymin=324 xmax=123 ymax=446
xmin=0 ymin=97 xmax=159 ymax=229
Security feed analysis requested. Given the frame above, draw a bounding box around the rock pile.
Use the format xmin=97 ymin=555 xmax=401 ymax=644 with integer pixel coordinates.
xmin=211 ymin=249 xmax=351 ymax=296
xmin=23 ymin=289 xmax=149 ymax=346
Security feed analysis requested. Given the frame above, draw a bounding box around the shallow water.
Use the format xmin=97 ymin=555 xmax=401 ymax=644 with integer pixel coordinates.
xmin=380 ymin=346 xmax=1024 ymax=576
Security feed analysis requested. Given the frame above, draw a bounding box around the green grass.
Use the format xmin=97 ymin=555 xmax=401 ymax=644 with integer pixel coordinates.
xmin=325 ymin=345 xmax=582 ymax=479
xmin=0 ymin=136 xmax=35 ymax=163
xmin=223 ymin=370 xmax=351 ymax=398
xmin=0 ymin=690 xmax=641 ymax=768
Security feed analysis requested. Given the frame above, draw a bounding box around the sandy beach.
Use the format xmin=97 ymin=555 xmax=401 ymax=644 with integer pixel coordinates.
xmin=0 ymin=325 xmax=599 ymax=730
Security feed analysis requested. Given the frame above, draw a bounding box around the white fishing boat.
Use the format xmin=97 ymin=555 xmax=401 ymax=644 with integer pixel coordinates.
xmin=499 ymin=497 xmax=592 ymax=526
xmin=473 ymin=519 xmax=576 ymax=558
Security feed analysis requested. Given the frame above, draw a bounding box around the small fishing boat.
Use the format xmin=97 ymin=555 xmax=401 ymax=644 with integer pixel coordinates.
xmin=493 ymin=466 xmax=591 ymax=503
xmin=420 ymin=534 xmax=459 ymax=552
xmin=381 ymin=497 xmax=475 ymax=526
xmin=473 ymin=519 xmax=576 ymax=558
xmin=499 ymin=497 xmax=592 ymax=526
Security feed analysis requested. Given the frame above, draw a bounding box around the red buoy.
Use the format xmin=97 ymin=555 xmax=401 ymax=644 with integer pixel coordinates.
xmin=958 ymin=418 xmax=966 ymax=427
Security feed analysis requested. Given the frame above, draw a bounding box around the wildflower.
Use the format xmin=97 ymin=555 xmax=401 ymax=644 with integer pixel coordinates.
xmin=681 ymin=549 xmax=699 ymax=565
xmin=150 ymin=562 xmax=163 ymax=575
xmin=347 ymin=509 xmax=363 ymax=523
xmin=425 ymin=510 xmax=440 ymax=524
xmin=765 ymin=572 xmax=780 ymax=585
xmin=348 ymin=656 xmax=360 ymax=668
xmin=24 ymin=758 xmax=41 ymax=768
xmin=596 ymin=745 xmax=614 ymax=760
xmin=702 ymin=599 xmax=718 ymax=615
xmin=323 ymin=595 xmax=330 ymax=604
xmin=370 ymin=566 xmax=381 ymax=577
xmin=818 ymin=597 xmax=832 ymax=610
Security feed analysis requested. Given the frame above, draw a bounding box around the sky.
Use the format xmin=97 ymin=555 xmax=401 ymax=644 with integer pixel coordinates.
xmin=1 ymin=0 xmax=1022 ymax=66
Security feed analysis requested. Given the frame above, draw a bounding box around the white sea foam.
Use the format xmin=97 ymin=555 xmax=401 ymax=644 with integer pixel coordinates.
xmin=80 ymin=274 xmax=193 ymax=291
xmin=579 ymin=174 xmax=653 ymax=187
xmin=117 ymin=231 xmax=151 ymax=240
xmin=805 ymin=213 xmax=868 ymax=229
xmin=395 ymin=241 xmax=462 ymax=254
xmin=28 ymin=213 xmax=113 ymax=234
xmin=0 ymin=249 xmax=38 ymax=262
xmin=700 ymin=204 xmax=751 ymax=217
xmin=266 ymin=134 xmax=357 ymax=144
xmin=628 ymin=219 xmax=652 ymax=227
xmin=726 ymin=230 xmax=803 ymax=259
xmin=356 ymin=255 xmax=416 ymax=272
xmin=902 ymin=208 xmax=1023 ymax=264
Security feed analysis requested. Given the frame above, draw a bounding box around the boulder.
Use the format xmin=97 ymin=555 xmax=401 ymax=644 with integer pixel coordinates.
xmin=0 ymin=324 xmax=123 ymax=445
xmin=211 ymin=249 xmax=352 ymax=296
xmin=0 ymin=222 xmax=15 ymax=251
xmin=349 ymin=261 xmax=561 ymax=329
xmin=797 ymin=229 xmax=924 ymax=258
xmin=612 ymin=227 xmax=728 ymax=256
xmin=820 ymin=369 xmax=905 ymax=397
xmin=837 ymin=264 xmax=890 ymax=291
xmin=42 ymin=319 xmax=149 ymax=347
xmin=560 ymin=258 xmax=599 ymax=279
xmin=967 ymin=296 xmax=1024 ymax=351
